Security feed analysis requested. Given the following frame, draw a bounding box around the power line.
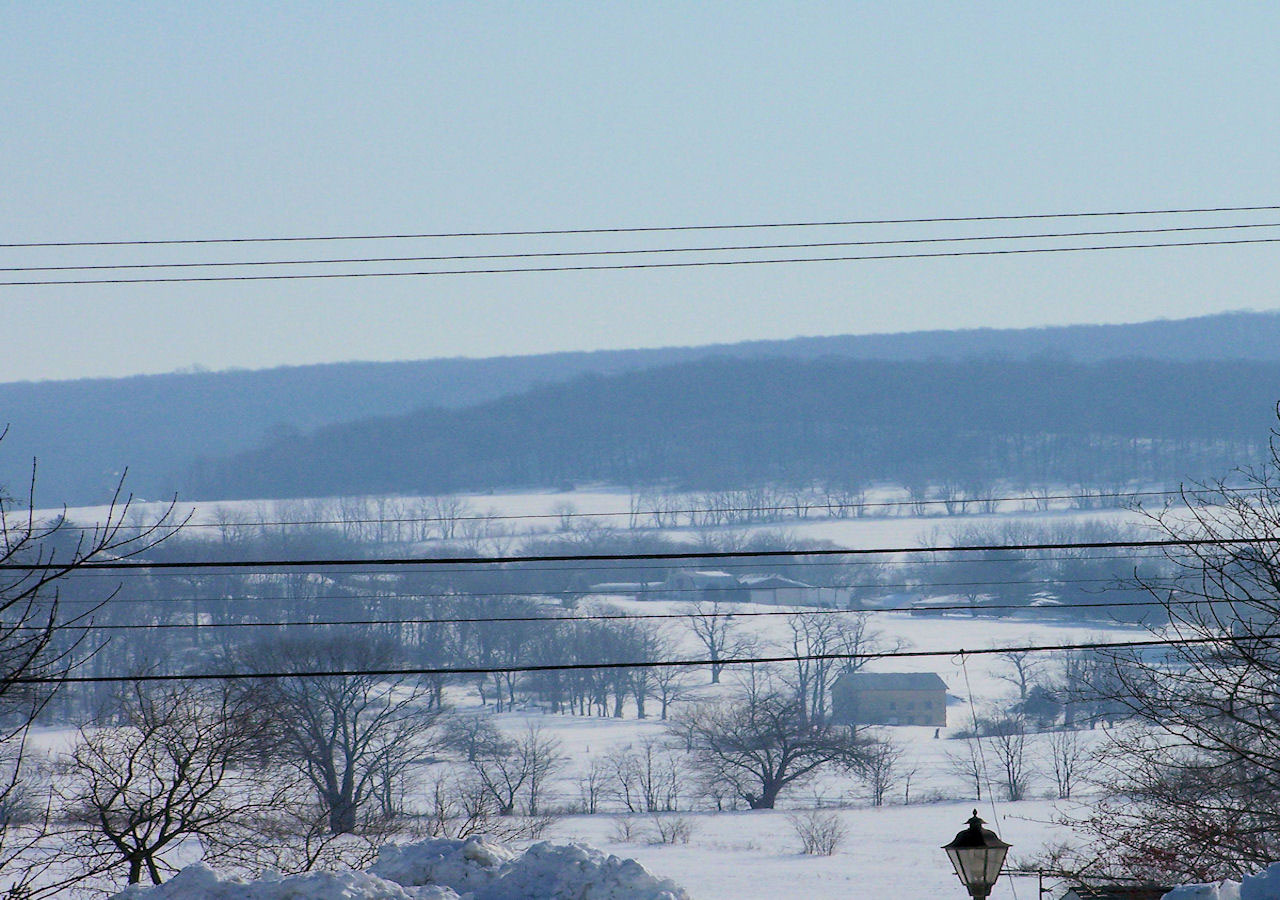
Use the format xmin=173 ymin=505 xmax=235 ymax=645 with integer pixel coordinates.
xmin=4 ymin=203 xmax=1277 ymax=248
xmin=7 ymin=235 xmax=1280 ymax=286
xmin=50 ymin=550 xmax=1174 ymax=582
xmin=38 ymin=593 xmax=1211 ymax=632
xmin=50 ymin=555 xmax=1172 ymax=587
xmin=47 ymin=572 xmax=1173 ymax=607
xmin=0 ymin=534 xmax=1258 ymax=572
xmin=18 ymin=632 xmax=1258 ymax=684
xmin=7 ymin=221 xmax=1278 ymax=274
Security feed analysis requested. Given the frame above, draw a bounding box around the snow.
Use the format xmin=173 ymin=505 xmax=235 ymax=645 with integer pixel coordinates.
xmin=109 ymin=863 xmax=436 ymax=900
xmin=43 ymin=484 xmax=1157 ymax=552
xmin=113 ymin=837 xmax=688 ymax=900
xmin=1165 ymin=884 xmax=1242 ymax=900
xmin=44 ymin=485 xmax=1181 ymax=900
xmin=368 ymin=836 xmax=514 ymax=895
xmin=374 ymin=837 xmax=688 ymax=900
xmin=1165 ymin=863 xmax=1280 ymax=900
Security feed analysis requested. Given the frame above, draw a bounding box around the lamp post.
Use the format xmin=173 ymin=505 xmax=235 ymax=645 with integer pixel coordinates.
xmin=943 ymin=810 xmax=1012 ymax=899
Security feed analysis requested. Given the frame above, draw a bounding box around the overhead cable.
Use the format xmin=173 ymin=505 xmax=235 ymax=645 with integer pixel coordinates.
xmin=0 ymin=534 xmax=1262 ymax=572
xmin=5 ymin=221 xmax=1278 ymax=274
xmin=7 ymin=236 xmax=1280 ymax=286
xmin=17 ymin=632 xmax=1261 ymax=684
xmin=4 ymin=203 xmax=1277 ymax=248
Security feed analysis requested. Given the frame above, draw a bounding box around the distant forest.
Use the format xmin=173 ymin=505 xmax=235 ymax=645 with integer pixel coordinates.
xmin=5 ymin=310 xmax=1280 ymax=505
xmin=190 ymin=356 xmax=1279 ymax=500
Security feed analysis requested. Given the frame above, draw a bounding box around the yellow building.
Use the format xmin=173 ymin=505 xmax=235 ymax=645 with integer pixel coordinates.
xmin=831 ymin=672 xmax=948 ymax=727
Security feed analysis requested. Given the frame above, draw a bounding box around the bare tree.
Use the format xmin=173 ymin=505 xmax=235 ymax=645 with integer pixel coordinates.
xmin=0 ymin=455 xmax=181 ymax=890
xmin=944 ymin=736 xmax=985 ymax=801
xmin=230 ymin=633 xmax=441 ymax=834
xmin=684 ymin=599 xmax=754 ymax=684
xmin=427 ymin=495 xmax=473 ymax=542
xmin=604 ymin=738 xmax=684 ymax=813
xmin=857 ymin=731 xmax=905 ymax=807
xmin=576 ymin=757 xmax=608 ymax=814
xmin=1059 ymin=436 xmax=1280 ymax=880
xmin=470 ymin=724 xmax=563 ymax=817
xmin=1046 ymin=727 xmax=1090 ymax=800
xmin=994 ymin=646 xmax=1043 ymax=704
xmin=649 ymin=662 xmax=690 ymax=721
xmin=421 ymin=772 xmax=552 ymax=842
xmin=54 ymin=682 xmax=273 ymax=890
xmin=781 ymin=611 xmax=892 ymax=723
xmin=987 ymin=715 xmax=1033 ymax=801
xmin=441 ymin=713 xmax=506 ymax=763
xmin=675 ymin=675 xmax=867 ymax=809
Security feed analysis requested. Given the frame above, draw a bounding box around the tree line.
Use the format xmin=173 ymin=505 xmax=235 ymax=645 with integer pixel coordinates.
xmin=189 ymin=357 xmax=1276 ymax=499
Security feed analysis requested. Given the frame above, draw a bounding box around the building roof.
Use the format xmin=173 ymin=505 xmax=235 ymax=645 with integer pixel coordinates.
xmin=838 ymin=672 xmax=948 ymax=691
xmin=671 ymin=570 xmax=741 ymax=587
xmin=739 ymin=574 xmax=812 ymax=589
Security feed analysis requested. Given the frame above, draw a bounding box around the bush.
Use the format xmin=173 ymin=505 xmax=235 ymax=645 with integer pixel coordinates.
xmin=610 ymin=816 xmax=641 ymax=844
xmin=649 ymin=815 xmax=695 ymax=845
xmin=788 ymin=810 xmax=847 ymax=856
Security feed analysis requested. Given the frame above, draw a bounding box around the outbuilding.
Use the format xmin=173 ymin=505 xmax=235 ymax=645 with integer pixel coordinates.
xmin=830 ymin=671 xmax=948 ymax=727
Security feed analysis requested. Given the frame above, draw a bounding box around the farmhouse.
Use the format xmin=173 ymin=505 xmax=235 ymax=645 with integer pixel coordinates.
xmin=830 ymin=671 xmax=948 ymax=727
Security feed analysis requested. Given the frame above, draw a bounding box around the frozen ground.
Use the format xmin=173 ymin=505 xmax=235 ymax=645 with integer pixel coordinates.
xmin=552 ymin=799 xmax=1070 ymax=900
xmin=44 ymin=483 xmax=1158 ymax=552
xmin=31 ymin=487 xmax=1167 ymax=898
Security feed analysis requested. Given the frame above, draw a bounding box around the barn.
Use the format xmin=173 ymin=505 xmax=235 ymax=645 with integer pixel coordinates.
xmin=830 ymin=671 xmax=948 ymax=727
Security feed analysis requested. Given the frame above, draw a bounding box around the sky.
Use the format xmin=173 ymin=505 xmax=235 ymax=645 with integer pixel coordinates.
xmin=3 ymin=2 xmax=1280 ymax=383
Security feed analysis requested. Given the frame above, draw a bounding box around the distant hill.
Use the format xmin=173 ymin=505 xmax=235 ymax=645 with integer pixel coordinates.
xmin=3 ymin=310 xmax=1280 ymax=504
xmin=190 ymin=356 xmax=1280 ymax=501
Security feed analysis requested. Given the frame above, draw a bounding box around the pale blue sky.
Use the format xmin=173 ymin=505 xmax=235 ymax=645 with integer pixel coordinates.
xmin=3 ymin=2 xmax=1279 ymax=382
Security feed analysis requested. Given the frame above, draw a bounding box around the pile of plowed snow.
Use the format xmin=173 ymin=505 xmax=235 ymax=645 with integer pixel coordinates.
xmin=1165 ymin=862 xmax=1280 ymax=900
xmin=112 ymin=835 xmax=690 ymax=900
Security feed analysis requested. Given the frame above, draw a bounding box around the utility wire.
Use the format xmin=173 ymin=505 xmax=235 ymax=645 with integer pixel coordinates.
xmin=52 ymin=550 xmax=1174 ymax=581
xmin=0 ymin=534 xmax=1260 ymax=572
xmin=47 ymin=574 xmax=1175 ymax=607
xmin=7 ymin=236 xmax=1280 ymax=286
xmin=17 ymin=632 xmax=1260 ymax=684
xmin=6 ymin=221 xmax=1278 ymax=274
xmin=36 ymin=594 xmax=1217 ymax=632
xmin=4 ymin=203 xmax=1277 ymax=248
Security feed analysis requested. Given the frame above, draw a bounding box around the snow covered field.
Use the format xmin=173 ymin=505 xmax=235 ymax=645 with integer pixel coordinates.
xmin=45 ymin=482 xmax=1156 ymax=551
xmin=32 ymin=487 xmax=1169 ymax=898
xmin=416 ymin=604 xmax=1142 ymax=900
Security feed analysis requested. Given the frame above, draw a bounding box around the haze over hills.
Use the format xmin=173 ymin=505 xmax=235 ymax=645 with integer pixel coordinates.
xmin=4 ymin=310 xmax=1280 ymax=505
xmin=190 ymin=356 xmax=1277 ymax=501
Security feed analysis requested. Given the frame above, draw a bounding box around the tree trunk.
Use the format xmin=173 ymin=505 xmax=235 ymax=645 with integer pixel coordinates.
xmin=747 ymin=783 xmax=781 ymax=809
xmin=329 ymin=799 xmax=358 ymax=834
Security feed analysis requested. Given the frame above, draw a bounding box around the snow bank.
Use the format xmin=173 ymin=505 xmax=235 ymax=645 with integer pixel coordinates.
xmin=1164 ymin=862 xmax=1280 ymax=900
xmin=369 ymin=835 xmax=515 ymax=895
xmin=112 ymin=835 xmax=688 ymax=900
xmin=109 ymin=862 xmax=456 ymax=899
xmin=1165 ymin=882 xmax=1241 ymax=900
xmin=372 ymin=835 xmax=690 ymax=900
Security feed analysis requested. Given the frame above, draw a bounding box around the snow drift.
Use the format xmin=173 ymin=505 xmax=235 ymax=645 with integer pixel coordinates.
xmin=112 ymin=835 xmax=690 ymax=900
xmin=1164 ymin=862 xmax=1280 ymax=900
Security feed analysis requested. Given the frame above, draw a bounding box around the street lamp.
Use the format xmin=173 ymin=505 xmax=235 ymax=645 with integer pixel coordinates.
xmin=943 ymin=810 xmax=1012 ymax=899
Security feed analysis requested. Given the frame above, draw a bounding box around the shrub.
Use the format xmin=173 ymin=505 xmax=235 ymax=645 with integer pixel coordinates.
xmin=788 ymin=810 xmax=847 ymax=856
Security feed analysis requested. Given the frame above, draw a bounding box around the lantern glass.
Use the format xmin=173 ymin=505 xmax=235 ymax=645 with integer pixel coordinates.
xmin=946 ymin=844 xmax=1009 ymax=893
xmin=942 ymin=811 xmax=1011 ymax=898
